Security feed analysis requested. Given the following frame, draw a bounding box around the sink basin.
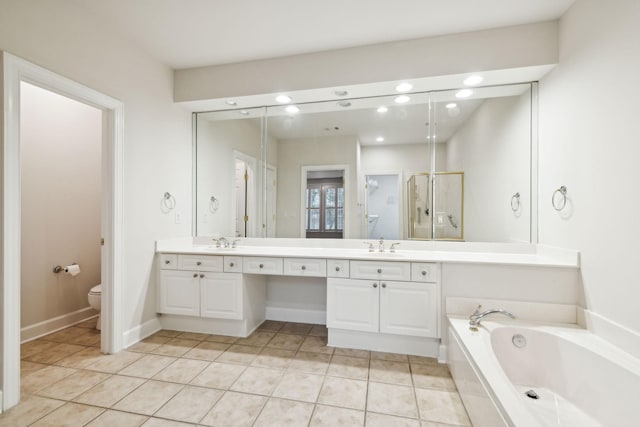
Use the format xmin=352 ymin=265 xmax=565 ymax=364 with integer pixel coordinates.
xmin=365 ymin=252 xmax=406 ymax=258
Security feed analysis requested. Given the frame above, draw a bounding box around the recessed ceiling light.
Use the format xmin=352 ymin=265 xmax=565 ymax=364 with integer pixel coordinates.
xmin=455 ymin=89 xmax=473 ymax=98
xmin=463 ymin=75 xmax=483 ymax=86
xmin=239 ymin=110 xmax=250 ymax=116
xmin=285 ymin=105 xmax=300 ymax=114
xmin=446 ymin=103 xmax=457 ymax=109
xmin=394 ymin=95 xmax=410 ymax=104
xmin=395 ymin=82 xmax=413 ymax=92
xmin=275 ymin=95 xmax=292 ymax=104
xmin=334 ymin=90 xmax=349 ymax=97
xmin=337 ymin=101 xmax=352 ymax=108
xmin=377 ymin=106 xmax=388 ymax=113
xmin=225 ymin=100 xmax=237 ymax=106
xmin=376 ymin=136 xmax=385 ymax=142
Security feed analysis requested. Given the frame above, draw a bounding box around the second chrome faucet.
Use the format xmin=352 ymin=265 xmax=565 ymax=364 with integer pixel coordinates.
xmin=469 ymin=305 xmax=516 ymax=330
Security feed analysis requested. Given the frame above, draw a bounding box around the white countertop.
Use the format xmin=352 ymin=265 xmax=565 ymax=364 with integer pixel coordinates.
xmin=156 ymin=238 xmax=579 ymax=268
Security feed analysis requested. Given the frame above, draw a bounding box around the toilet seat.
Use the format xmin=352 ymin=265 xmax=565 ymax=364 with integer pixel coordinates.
xmin=89 ymin=284 xmax=101 ymax=295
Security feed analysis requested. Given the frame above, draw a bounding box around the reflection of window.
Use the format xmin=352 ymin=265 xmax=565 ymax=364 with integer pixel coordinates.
xmin=305 ymin=178 xmax=344 ymax=238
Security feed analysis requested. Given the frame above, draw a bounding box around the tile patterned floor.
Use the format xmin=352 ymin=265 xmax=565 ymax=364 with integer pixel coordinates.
xmin=1 ymin=319 xmax=472 ymax=426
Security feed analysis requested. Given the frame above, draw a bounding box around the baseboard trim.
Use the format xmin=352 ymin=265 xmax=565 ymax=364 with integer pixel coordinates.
xmin=266 ymin=306 xmax=325 ymax=325
xmin=21 ymin=307 xmax=98 ymax=343
xmin=123 ymin=317 xmax=162 ymax=349
xmin=328 ymin=328 xmax=440 ymax=358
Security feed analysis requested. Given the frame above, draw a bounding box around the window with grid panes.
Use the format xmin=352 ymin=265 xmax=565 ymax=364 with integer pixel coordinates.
xmin=305 ymin=178 xmax=344 ymax=238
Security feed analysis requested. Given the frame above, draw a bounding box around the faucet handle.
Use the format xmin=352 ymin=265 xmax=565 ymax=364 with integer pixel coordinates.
xmin=231 ymin=239 xmax=240 ymax=248
xmin=390 ymin=242 xmax=400 ymax=253
xmin=362 ymin=242 xmax=374 ymax=252
xmin=211 ymin=238 xmax=221 ymax=248
xmin=471 ymin=304 xmax=482 ymax=316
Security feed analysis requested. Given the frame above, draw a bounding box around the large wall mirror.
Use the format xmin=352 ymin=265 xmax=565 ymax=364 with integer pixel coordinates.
xmin=194 ymin=82 xmax=536 ymax=243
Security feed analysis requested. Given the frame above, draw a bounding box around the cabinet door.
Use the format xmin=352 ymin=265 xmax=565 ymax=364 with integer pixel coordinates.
xmin=159 ymin=270 xmax=200 ymax=316
xmin=327 ymin=278 xmax=379 ymax=333
xmin=379 ymin=281 xmax=439 ymax=338
xmin=201 ymin=273 xmax=243 ymax=320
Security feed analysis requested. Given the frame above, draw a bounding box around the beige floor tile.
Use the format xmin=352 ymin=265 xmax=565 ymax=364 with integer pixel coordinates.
xmin=371 ymin=351 xmax=409 ymax=363
xmin=367 ymin=382 xmax=419 ymax=419
xmin=190 ymin=362 xmax=246 ymax=389
xmin=272 ymin=371 xmax=324 ymax=402
xmin=153 ymin=329 xmax=182 ymax=338
xmin=76 ymin=318 xmax=99 ymax=329
xmin=308 ymin=325 xmax=328 ymax=337
xmin=85 ymin=409 xmax=148 ymax=427
xmin=113 ymin=380 xmax=183 ymax=415
xmin=142 ymin=417 xmax=195 ymax=426
xmin=154 ymin=385 xmax=223 ymax=423
xmin=236 ymin=331 xmax=276 ymax=347
xmin=21 ymin=365 xmax=77 ymax=394
xmin=150 ymin=338 xmax=200 ymax=357
xmin=204 ymin=334 xmax=239 ymax=344
xmin=41 ymin=327 xmax=89 ymax=343
xmin=409 ymin=355 xmax=440 ymax=366
xmin=414 ymin=388 xmax=470 ymax=425
xmin=127 ymin=336 xmax=171 ymax=353
xmin=0 ymin=395 xmax=65 ymax=427
xmin=251 ymin=347 xmax=295 ymax=369
xmin=266 ymin=333 xmax=305 ymax=351
xmin=21 ymin=340 xmax=59 ymax=359
xmin=84 ymin=350 xmax=143 ymax=373
xmin=421 ymin=421 xmax=464 ymax=427
xmin=20 ymin=360 xmax=48 ymax=378
xmin=411 ymin=364 xmax=457 ymax=391
xmin=257 ymin=320 xmax=286 ymax=332
xmin=55 ymin=347 xmax=105 ymax=369
xmin=67 ymin=330 xmax=101 ymax=347
xmin=366 ymin=412 xmax=421 ymax=427
xmin=317 ymin=376 xmax=367 ymax=410
xmin=327 ymin=355 xmax=370 ymax=380
xmin=118 ymin=354 xmax=177 ymax=378
xmin=30 ymin=402 xmax=104 ymax=426
xmin=152 ymin=358 xmax=210 ymax=383
xmin=200 ymin=391 xmax=266 ymax=427
xmin=370 ymin=359 xmax=412 ymax=386
xmin=279 ymin=322 xmax=314 ymax=335
xmin=215 ymin=344 xmax=261 ymax=365
xmin=229 ymin=366 xmax=283 ymax=395
xmin=176 ymin=331 xmax=209 ymax=341
xmin=23 ymin=343 xmax=86 ymax=364
xmin=74 ymin=374 xmax=146 ymax=407
xmin=253 ymin=398 xmax=314 ymax=427
xmin=182 ymin=341 xmax=230 ymax=361
xmin=334 ymin=347 xmax=371 ymax=359
xmin=299 ymin=336 xmax=334 ymax=355
xmin=36 ymin=370 xmax=110 ymax=400
xmin=310 ymin=405 xmax=364 ymax=427
xmin=287 ymin=351 xmax=331 ymax=374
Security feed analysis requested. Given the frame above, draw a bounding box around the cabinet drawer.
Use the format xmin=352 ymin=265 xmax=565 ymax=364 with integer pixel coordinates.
xmin=411 ymin=262 xmax=439 ymax=282
xmin=224 ymin=256 xmax=243 ymax=273
xmin=350 ymin=261 xmax=411 ymax=281
xmin=283 ymin=258 xmax=326 ymax=277
xmin=159 ymin=253 xmax=177 ymax=270
xmin=243 ymin=257 xmax=283 ymax=275
xmin=178 ymin=254 xmax=223 ymax=272
xmin=327 ymin=259 xmax=349 ymax=278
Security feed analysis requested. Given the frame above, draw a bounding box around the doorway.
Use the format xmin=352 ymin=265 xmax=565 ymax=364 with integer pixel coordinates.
xmin=2 ymin=52 xmax=123 ymax=411
xmin=233 ymin=151 xmax=256 ymax=237
xmin=365 ymin=173 xmax=401 ymax=240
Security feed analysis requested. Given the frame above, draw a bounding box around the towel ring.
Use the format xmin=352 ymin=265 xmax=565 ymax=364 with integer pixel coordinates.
xmin=163 ymin=192 xmax=176 ymax=211
xmin=210 ymin=196 xmax=220 ymax=213
xmin=552 ymin=186 xmax=567 ymax=211
xmin=510 ymin=192 xmax=520 ymax=212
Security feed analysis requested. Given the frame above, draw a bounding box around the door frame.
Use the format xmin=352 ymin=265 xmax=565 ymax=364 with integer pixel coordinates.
xmin=232 ymin=150 xmax=257 ymax=237
xmin=1 ymin=52 xmax=124 ymax=410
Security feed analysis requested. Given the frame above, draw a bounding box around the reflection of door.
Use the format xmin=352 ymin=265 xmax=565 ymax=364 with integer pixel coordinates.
xmin=233 ymin=151 xmax=256 ymax=237
xmin=235 ymin=160 xmax=247 ymax=237
xmin=365 ymin=174 xmax=400 ymax=239
xmin=266 ymin=165 xmax=277 ymax=237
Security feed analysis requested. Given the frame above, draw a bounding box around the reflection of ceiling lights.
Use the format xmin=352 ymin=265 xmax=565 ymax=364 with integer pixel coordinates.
xmin=455 ymin=89 xmax=473 ymax=98
xmin=285 ymin=105 xmax=300 ymax=113
xmin=225 ymin=100 xmax=237 ymax=106
xmin=463 ymin=75 xmax=483 ymax=86
xmin=239 ymin=110 xmax=250 ymax=116
xmin=275 ymin=95 xmax=291 ymax=104
xmin=337 ymin=101 xmax=352 ymax=108
xmin=376 ymin=136 xmax=385 ymax=142
xmin=333 ymin=90 xmax=349 ymax=97
xmin=394 ymin=95 xmax=410 ymax=104
xmin=377 ymin=106 xmax=388 ymax=113
xmin=395 ymin=82 xmax=413 ymax=92
xmin=446 ymin=103 xmax=457 ymax=109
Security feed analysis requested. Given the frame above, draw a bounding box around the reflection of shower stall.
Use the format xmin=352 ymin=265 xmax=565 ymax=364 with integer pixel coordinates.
xmin=407 ymin=172 xmax=464 ymax=240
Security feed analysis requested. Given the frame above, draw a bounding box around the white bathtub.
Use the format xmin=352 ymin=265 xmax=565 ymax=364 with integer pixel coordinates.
xmin=447 ymin=316 xmax=640 ymax=427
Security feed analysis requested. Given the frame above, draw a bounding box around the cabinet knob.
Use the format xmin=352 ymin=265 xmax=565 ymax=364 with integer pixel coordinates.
xmin=373 ymin=283 xmax=378 ymax=288
xmin=259 ymin=264 xmax=264 ymax=268
xmin=200 ymin=274 xmax=205 ymax=278
xmin=335 ymin=266 xmax=340 ymax=272
xmin=193 ymin=273 xmax=198 ymax=278
xmin=301 ymin=265 xmax=306 ymax=270
xmin=196 ymin=261 xmax=202 ymax=266
xmin=230 ymin=262 xmax=235 ymax=267
xmin=421 ymin=270 xmax=427 ymax=276
xmin=381 ymin=283 xmax=387 ymax=288
xmin=377 ymin=268 xmax=382 ymax=274
xmin=164 ymin=260 xmax=170 ymax=265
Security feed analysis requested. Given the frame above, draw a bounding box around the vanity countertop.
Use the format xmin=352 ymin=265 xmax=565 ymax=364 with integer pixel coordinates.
xmin=156 ymin=238 xmax=579 ymax=268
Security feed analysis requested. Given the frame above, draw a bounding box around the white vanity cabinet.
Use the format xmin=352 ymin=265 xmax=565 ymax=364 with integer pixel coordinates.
xmin=326 ymin=278 xmax=380 ymax=333
xmin=158 ymin=270 xmax=200 ymax=316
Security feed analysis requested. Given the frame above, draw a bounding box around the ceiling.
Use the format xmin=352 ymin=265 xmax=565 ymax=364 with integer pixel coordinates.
xmin=77 ymin=0 xmax=574 ymax=69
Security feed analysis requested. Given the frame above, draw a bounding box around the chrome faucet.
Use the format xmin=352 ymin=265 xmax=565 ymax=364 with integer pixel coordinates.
xmin=469 ymin=305 xmax=516 ymax=330
xmin=213 ymin=237 xmax=231 ymax=248
xmin=378 ymin=237 xmax=385 ymax=252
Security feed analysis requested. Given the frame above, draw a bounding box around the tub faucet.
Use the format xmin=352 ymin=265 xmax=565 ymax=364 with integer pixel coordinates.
xmin=469 ymin=305 xmax=516 ymax=330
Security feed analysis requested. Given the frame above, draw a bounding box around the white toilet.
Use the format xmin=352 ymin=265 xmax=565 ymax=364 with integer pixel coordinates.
xmin=87 ymin=284 xmax=102 ymax=330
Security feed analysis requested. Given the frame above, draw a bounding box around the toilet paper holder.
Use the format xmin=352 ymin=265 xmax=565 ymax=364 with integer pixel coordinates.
xmin=53 ymin=263 xmax=77 ymax=274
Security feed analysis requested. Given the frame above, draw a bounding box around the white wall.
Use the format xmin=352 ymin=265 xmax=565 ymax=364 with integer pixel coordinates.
xmin=445 ymin=93 xmax=531 ymax=243
xmin=539 ymin=0 xmax=640 ymax=340
xmin=0 ymin=1 xmax=192 ymax=337
xmin=20 ymin=82 xmax=101 ymax=331
xmin=276 ymin=135 xmax=360 ymax=238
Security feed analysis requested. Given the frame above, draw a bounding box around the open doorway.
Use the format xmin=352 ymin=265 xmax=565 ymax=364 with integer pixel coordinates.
xmin=365 ymin=173 xmax=402 ymax=240
xmin=233 ymin=151 xmax=256 ymax=237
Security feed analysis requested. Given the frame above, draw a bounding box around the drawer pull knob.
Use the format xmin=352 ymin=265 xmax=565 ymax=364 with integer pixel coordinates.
xmin=335 ymin=266 xmax=340 ymax=272
xmin=196 ymin=261 xmax=202 ymax=266
xmin=200 ymin=274 xmax=205 ymax=278
xmin=230 ymin=262 xmax=235 ymax=267
xmin=381 ymin=283 xmax=387 ymax=288
xmin=422 ymin=270 xmax=427 ymax=276
xmin=165 ymin=260 xmax=170 ymax=264
xmin=377 ymin=268 xmax=382 ymax=274
xmin=373 ymin=283 xmax=378 ymax=288
xmin=301 ymin=265 xmax=306 ymax=270
xmin=193 ymin=273 xmax=198 ymax=278
xmin=259 ymin=264 xmax=264 ymax=268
